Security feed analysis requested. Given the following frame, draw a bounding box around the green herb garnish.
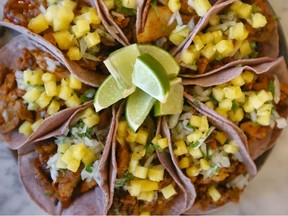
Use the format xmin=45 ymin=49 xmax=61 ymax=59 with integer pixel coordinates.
xmin=80 ymin=88 xmax=96 ymax=103
xmin=114 ymin=0 xmax=136 ymax=16
xmin=114 ymin=171 xmax=134 ymax=188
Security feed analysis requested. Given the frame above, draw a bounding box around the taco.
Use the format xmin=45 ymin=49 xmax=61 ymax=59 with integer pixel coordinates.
xmin=0 ymin=34 xmax=95 ymax=149
xmin=183 ymin=57 xmax=288 ymax=159
xmin=175 ymin=0 xmax=278 ymax=76
xmin=18 ymin=103 xmax=115 ymax=215
xmin=108 ymin=102 xmax=191 ymax=215
xmin=162 ymin=98 xmax=257 ymax=213
xmin=0 ymin=0 xmax=127 ymax=86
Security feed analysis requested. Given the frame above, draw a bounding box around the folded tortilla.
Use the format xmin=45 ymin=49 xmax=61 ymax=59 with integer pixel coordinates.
xmin=108 ymin=102 xmax=191 ymax=215
xmin=183 ymin=57 xmax=288 ymax=160
xmin=0 ymin=34 xmax=92 ymax=150
xmin=174 ymin=0 xmax=278 ymax=77
xmin=162 ymin=98 xmax=257 ymax=214
xmin=18 ymin=102 xmax=115 ymax=215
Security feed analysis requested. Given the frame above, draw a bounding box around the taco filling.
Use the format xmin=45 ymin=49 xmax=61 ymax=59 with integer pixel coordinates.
xmin=32 ymin=107 xmax=108 ymax=207
xmin=109 ymin=120 xmax=179 ymax=215
xmin=180 ymin=0 xmax=276 ymax=74
xmin=168 ymin=105 xmax=250 ymax=210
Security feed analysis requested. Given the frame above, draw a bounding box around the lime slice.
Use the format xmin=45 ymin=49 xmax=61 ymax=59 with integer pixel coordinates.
xmin=138 ymin=44 xmax=180 ymax=79
xmin=132 ymin=53 xmax=170 ymax=103
xmin=126 ymin=88 xmax=156 ymax=132
xmin=154 ymin=78 xmax=184 ymax=116
xmin=94 ymin=75 xmax=124 ymax=112
xmin=103 ymin=44 xmax=140 ymax=97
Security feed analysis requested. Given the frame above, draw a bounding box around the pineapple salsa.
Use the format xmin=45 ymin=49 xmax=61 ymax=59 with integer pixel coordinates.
xmin=181 ymin=0 xmax=272 ymax=74
xmin=109 ymin=120 xmax=178 ymax=215
xmin=169 ymin=106 xmax=249 ymax=209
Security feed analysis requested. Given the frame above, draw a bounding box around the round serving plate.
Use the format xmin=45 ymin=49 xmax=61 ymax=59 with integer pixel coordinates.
xmin=0 ymin=0 xmax=287 ymax=214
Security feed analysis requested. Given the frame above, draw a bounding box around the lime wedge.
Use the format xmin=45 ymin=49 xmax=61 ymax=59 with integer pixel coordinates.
xmin=132 ymin=53 xmax=170 ymax=103
xmin=126 ymin=88 xmax=156 ymax=132
xmin=154 ymin=78 xmax=184 ymax=116
xmin=138 ymin=44 xmax=180 ymax=79
xmin=94 ymin=75 xmax=124 ymax=112
xmin=103 ymin=44 xmax=140 ymax=97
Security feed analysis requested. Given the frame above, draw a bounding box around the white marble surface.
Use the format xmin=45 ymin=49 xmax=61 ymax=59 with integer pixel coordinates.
xmin=0 ymin=0 xmax=288 ymax=215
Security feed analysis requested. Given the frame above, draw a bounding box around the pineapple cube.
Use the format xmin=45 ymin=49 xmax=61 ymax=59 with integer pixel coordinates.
xmin=53 ymin=31 xmax=74 ymax=50
xmin=219 ymin=98 xmax=233 ymax=111
xmin=193 ymin=35 xmax=204 ymax=51
xmin=205 ymin=101 xmax=215 ymax=109
xmin=23 ymin=88 xmax=42 ymax=103
xmin=168 ymin=0 xmax=181 ymax=12
xmin=161 ymin=184 xmax=177 ymax=199
xmin=257 ymin=104 xmax=273 ymax=116
xmin=44 ymin=81 xmax=57 ymax=97
xmin=140 ymin=211 xmax=150 ymax=216
xmin=42 ymin=73 xmax=56 ymax=82
xmin=241 ymin=71 xmax=255 ymax=83
xmin=199 ymin=116 xmax=209 ymax=132
xmin=72 ymin=20 xmax=90 ymax=38
xmin=181 ymin=46 xmax=199 ymax=64
xmin=122 ymin=0 xmax=137 ymax=9
xmin=58 ymin=85 xmax=73 ymax=100
xmin=65 ymin=93 xmax=81 ymax=108
xmin=69 ymin=75 xmax=82 ymax=90
xmin=61 ymin=78 xmax=70 ymax=86
xmin=257 ymin=114 xmax=271 ymax=126
xmin=67 ymin=46 xmax=82 ymax=61
xmin=117 ymin=121 xmax=128 ymax=137
xmin=61 ymin=0 xmax=77 ymax=11
xmin=61 ymin=149 xmax=74 ymax=164
xmin=136 ymin=128 xmax=149 ymax=145
xmin=55 ymin=5 xmax=74 ymax=23
xmin=243 ymin=101 xmax=254 ymax=113
xmin=129 ymin=159 xmax=139 ymax=173
xmin=179 ymin=157 xmax=190 ymax=169
xmin=133 ymin=165 xmax=148 ymax=179
xmin=87 ymin=8 xmax=101 ymax=25
xmin=84 ymin=32 xmax=101 ymax=48
xmin=82 ymin=150 xmax=97 ymax=166
xmin=189 ymin=115 xmax=202 ymax=128
xmin=193 ymin=0 xmax=212 ymax=17
xmin=117 ymin=136 xmax=126 ymax=147
xmin=127 ymin=181 xmax=142 ymax=196
xmin=136 ymin=180 xmax=159 ymax=192
xmin=208 ymin=186 xmax=221 ymax=202
xmin=151 ymin=134 xmax=162 ymax=145
xmin=200 ymin=158 xmax=210 ymax=170
xmin=200 ymin=32 xmax=214 ymax=45
xmin=215 ymin=107 xmax=228 ymax=118
xmin=248 ymin=93 xmax=264 ymax=109
xmin=252 ymin=13 xmax=267 ymax=28
xmin=240 ymin=40 xmax=252 ymax=56
xmin=73 ymin=143 xmax=88 ymax=160
xmin=19 ymin=121 xmax=33 ymax=136
xmin=24 ymin=69 xmax=44 ymax=86
xmin=126 ymin=128 xmax=138 ymax=143
xmin=137 ymin=191 xmax=155 ymax=202
xmin=215 ymin=40 xmax=234 ymax=57
xmin=231 ymin=74 xmax=245 ymax=86
xmin=52 ymin=19 xmax=70 ymax=32
xmin=67 ymin=157 xmax=81 ymax=172
xmin=230 ymin=1 xmax=243 ymax=12
xmin=81 ymin=107 xmax=95 ymax=118
xmin=58 ymin=143 xmax=71 ymax=154
xmin=56 ymin=157 xmax=67 ymax=169
xmin=27 ymin=102 xmax=39 ymax=111
xmin=103 ymin=0 xmax=114 ymax=9
xmin=148 ymin=167 xmax=164 ymax=182
xmin=257 ymin=90 xmax=273 ymax=103
xmin=45 ymin=5 xmax=59 ymax=25
xmin=223 ymin=141 xmax=239 ymax=154
xmin=212 ymin=87 xmax=225 ymax=102
xmin=187 ymin=130 xmax=202 ymax=143
xmin=186 ymin=166 xmax=200 ymax=177
xmin=36 ymin=92 xmax=52 ymax=109
xmin=229 ymin=22 xmax=248 ymax=41
xmin=212 ymin=30 xmax=223 ymax=44
xmin=169 ymin=31 xmax=186 ymax=46
xmin=47 ymin=100 xmax=60 ymax=115
xmin=31 ymin=118 xmax=44 ymax=132
xmin=157 ymin=137 xmax=168 ymax=150
xmin=223 ymin=86 xmax=237 ymax=100
xmin=236 ymin=3 xmax=252 ymax=19
xmin=209 ymin=15 xmax=220 ymax=27
xmin=83 ymin=114 xmax=100 ymax=128
xmin=215 ymin=131 xmax=227 ymax=145
xmin=173 ymin=140 xmax=188 ymax=156
xmin=189 ymin=147 xmax=203 ymax=159
xmin=28 ymin=14 xmax=49 ymax=33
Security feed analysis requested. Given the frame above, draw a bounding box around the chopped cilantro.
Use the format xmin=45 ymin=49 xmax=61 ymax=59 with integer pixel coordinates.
xmin=232 ymin=101 xmax=239 ymax=112
xmin=114 ymin=0 xmax=136 ymax=16
xmin=80 ymin=88 xmax=96 ymax=103
xmin=145 ymin=144 xmax=155 ymax=157
xmin=189 ymin=140 xmax=200 ymax=148
xmin=268 ymin=80 xmax=275 ymax=97
xmin=252 ymin=3 xmax=260 ymax=13
xmin=114 ymin=171 xmax=134 ymax=188
xmin=85 ymin=165 xmax=93 ymax=173
xmin=44 ymin=190 xmax=52 ymax=196
xmin=209 ymin=95 xmax=218 ymax=106
xmin=151 ymin=0 xmax=159 ymax=16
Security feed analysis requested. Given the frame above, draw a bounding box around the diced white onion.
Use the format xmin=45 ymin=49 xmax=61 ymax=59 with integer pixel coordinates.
xmin=111 ymin=11 xmax=125 ymax=20
xmin=44 ymin=57 xmax=61 ymax=72
xmin=273 ymin=75 xmax=280 ymax=104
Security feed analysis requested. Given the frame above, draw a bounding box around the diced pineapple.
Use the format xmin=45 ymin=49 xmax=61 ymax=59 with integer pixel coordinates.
xmin=126 ymin=128 xmax=138 ymax=143
xmin=148 ymin=167 xmax=164 ymax=182
xmin=81 ymin=107 xmax=95 ymax=118
xmin=42 ymin=73 xmax=56 ymax=82
xmin=189 ymin=147 xmax=203 ymax=159
xmin=56 ymin=157 xmax=67 ymax=169
xmin=67 ymin=157 xmax=81 ymax=172
xmin=36 ymin=92 xmax=52 ymax=109
xmin=218 ymin=98 xmax=233 ymax=111
xmin=137 ymin=191 xmax=155 ymax=202
xmin=205 ymin=101 xmax=215 ymax=109
xmin=186 ymin=165 xmax=200 ymax=177
xmin=84 ymin=32 xmax=101 ymax=48
xmin=24 ymin=69 xmax=44 ymax=86
xmin=223 ymin=140 xmax=239 ymax=154
xmin=223 ymin=86 xmax=237 ymax=100
xmin=215 ymin=107 xmax=228 ymax=118
xmin=193 ymin=35 xmax=204 ymax=51
xmin=208 ymin=186 xmax=221 ymax=202
xmin=73 ymin=143 xmax=87 ymax=160
xmin=31 ymin=118 xmax=44 ymax=131
xmin=72 ymin=20 xmax=90 ymax=38
xmin=117 ymin=121 xmax=128 ymax=137
xmin=229 ymin=22 xmax=248 ymax=41
xmin=248 ymin=93 xmax=264 ymax=109
xmin=169 ymin=31 xmax=186 ymax=46
xmin=168 ymin=0 xmax=181 ymax=12
xmin=200 ymin=158 xmax=210 ymax=170
xmin=140 ymin=211 xmax=150 ymax=216
xmin=135 ymin=180 xmax=159 ymax=192
xmin=65 ymin=93 xmax=81 ymax=108
xmin=157 ymin=137 xmax=168 ymax=150
xmin=179 ymin=157 xmax=190 ymax=169
xmin=240 ymin=40 xmax=252 ymax=56
xmin=55 ymin=5 xmax=74 ymax=24
xmin=133 ymin=166 xmax=148 ymax=179
xmin=193 ymin=0 xmax=211 ymax=17
xmin=230 ymin=1 xmax=243 ymax=12
xmin=45 ymin=5 xmax=59 ymax=25
xmin=117 ymin=136 xmax=126 ymax=146
xmin=187 ymin=130 xmax=202 ymax=143
xmin=23 ymin=88 xmax=42 ymax=103
xmin=82 ymin=150 xmax=97 ymax=166
xmin=44 ymin=81 xmax=57 ymax=97
xmin=62 ymin=149 xmax=74 ymax=164
xmin=129 ymin=159 xmax=139 ymax=173
xmin=189 ymin=115 xmax=202 ymax=128
xmin=67 ymin=46 xmax=82 ymax=61
xmin=181 ymin=46 xmax=199 ymax=64
xmin=68 ymin=75 xmax=82 ymax=90
xmin=215 ymin=40 xmax=234 ymax=57
xmin=151 ymin=134 xmax=162 ymax=145
xmin=28 ymin=14 xmax=49 ymax=33
xmin=252 ymin=13 xmax=267 ymax=28
xmin=103 ymin=0 xmax=115 ymax=9
xmin=257 ymin=90 xmax=273 ymax=103
xmin=53 ymin=31 xmax=74 ymax=50
xmin=122 ymin=0 xmax=137 ymax=9
xmin=59 ymin=85 xmax=73 ymax=100
xmin=127 ymin=181 xmax=142 ymax=196
xmin=136 ymin=128 xmax=149 ymax=145
xmin=241 ymin=71 xmax=255 ymax=83
xmin=58 ymin=143 xmax=71 ymax=154
xmin=61 ymin=78 xmax=70 ymax=86
xmin=200 ymin=32 xmax=213 ymax=45
xmin=231 ymin=74 xmax=245 ymax=86
xmin=19 ymin=121 xmax=33 ymax=136
xmin=256 ymin=114 xmax=271 ymax=126
xmin=212 ymin=87 xmax=225 ymax=102
xmin=209 ymin=15 xmax=220 ymax=27
xmin=215 ymin=131 xmax=227 ymax=145
xmin=236 ymin=3 xmax=252 ymax=19
xmin=161 ymin=184 xmax=177 ymax=199
xmin=212 ymin=30 xmax=223 ymax=44
xmin=257 ymin=104 xmax=273 ymax=116
xmin=61 ymin=0 xmax=77 ymax=11
xmin=199 ymin=116 xmax=209 ymax=132
xmin=83 ymin=114 xmax=99 ymax=128
xmin=52 ymin=18 xmax=70 ymax=32
xmin=228 ymin=108 xmax=244 ymax=122
xmin=28 ymin=102 xmax=39 ymax=111
xmin=173 ymin=140 xmax=188 ymax=156
xmin=243 ymin=101 xmax=254 ymax=113
xmin=87 ymin=8 xmax=101 ymax=25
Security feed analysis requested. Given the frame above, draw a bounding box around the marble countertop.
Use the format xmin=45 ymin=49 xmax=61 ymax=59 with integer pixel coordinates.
xmin=0 ymin=0 xmax=288 ymax=215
